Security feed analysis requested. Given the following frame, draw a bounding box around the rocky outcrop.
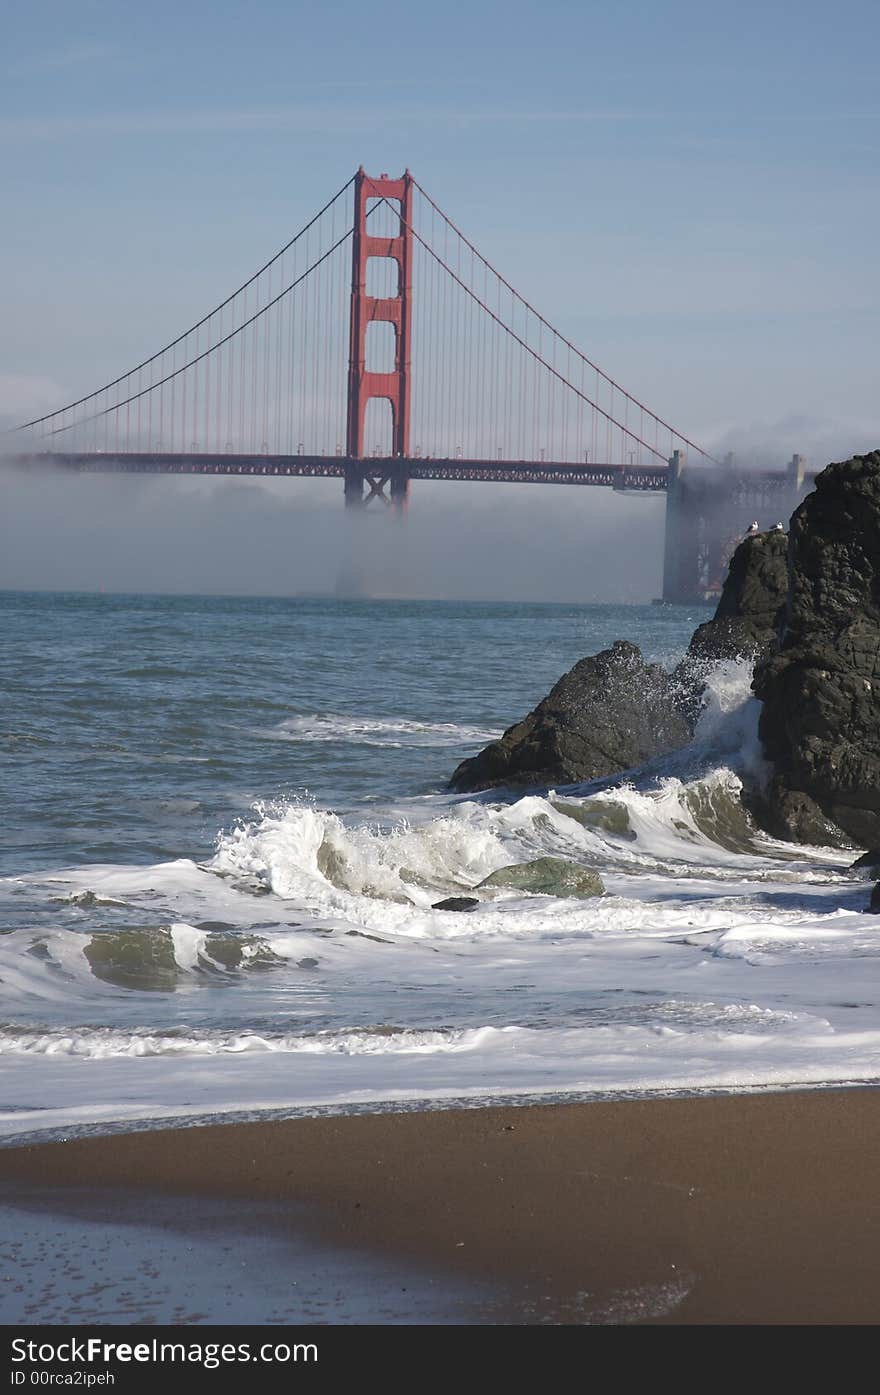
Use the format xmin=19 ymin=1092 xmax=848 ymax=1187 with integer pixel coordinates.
xmin=686 ymin=530 xmax=789 ymax=666
xmin=477 ymin=858 xmax=604 ymax=898
xmin=448 ymin=472 xmax=880 ymax=838
xmin=753 ymin=452 xmax=880 ymax=846
xmin=449 ymin=640 xmax=692 ymax=793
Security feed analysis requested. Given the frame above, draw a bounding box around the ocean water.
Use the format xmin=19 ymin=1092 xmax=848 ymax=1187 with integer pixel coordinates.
xmin=1 ymin=590 xmax=878 ymax=1144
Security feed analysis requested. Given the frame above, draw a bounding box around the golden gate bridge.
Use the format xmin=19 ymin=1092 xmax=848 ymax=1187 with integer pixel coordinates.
xmin=6 ymin=168 xmax=811 ymax=602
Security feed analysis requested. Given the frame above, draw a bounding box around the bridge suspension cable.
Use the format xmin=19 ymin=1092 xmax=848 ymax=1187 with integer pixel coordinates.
xmin=36 ymin=220 xmax=360 ymax=441
xmin=384 ymin=190 xmax=665 ymax=462
xmin=409 ymin=179 xmax=717 ymax=466
xmin=13 ymin=176 xmax=356 ymax=437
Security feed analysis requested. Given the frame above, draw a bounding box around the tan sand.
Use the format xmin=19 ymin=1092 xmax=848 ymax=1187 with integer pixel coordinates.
xmin=2 ymin=1088 xmax=879 ymax=1324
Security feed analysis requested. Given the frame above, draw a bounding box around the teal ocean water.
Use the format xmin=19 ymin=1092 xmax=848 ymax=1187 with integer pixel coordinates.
xmin=0 ymin=593 xmax=700 ymax=872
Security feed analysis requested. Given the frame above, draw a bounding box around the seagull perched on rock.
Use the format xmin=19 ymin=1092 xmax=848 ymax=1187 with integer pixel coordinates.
xmin=746 ymin=521 xmax=760 ymax=535
xmin=773 ymin=522 xmax=785 ymax=532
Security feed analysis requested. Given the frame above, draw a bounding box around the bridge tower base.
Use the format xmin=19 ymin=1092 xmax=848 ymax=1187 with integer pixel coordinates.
xmin=661 ymin=452 xmax=809 ymax=604
xmin=343 ymin=461 xmax=410 ymax=511
xmin=661 ymin=451 xmax=693 ymax=602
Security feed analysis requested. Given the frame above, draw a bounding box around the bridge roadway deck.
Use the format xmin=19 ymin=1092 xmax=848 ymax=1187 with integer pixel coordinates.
xmin=12 ymin=451 xmax=666 ymax=488
xmin=9 ymin=452 xmax=807 ymax=493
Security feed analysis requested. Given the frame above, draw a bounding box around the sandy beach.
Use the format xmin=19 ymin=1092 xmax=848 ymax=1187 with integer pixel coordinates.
xmin=3 ymin=1088 xmax=880 ymax=1325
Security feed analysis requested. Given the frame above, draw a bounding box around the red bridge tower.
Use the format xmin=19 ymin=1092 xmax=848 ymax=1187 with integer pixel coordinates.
xmin=345 ymin=168 xmax=413 ymax=510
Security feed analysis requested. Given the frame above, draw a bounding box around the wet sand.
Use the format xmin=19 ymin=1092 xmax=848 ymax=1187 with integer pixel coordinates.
xmin=0 ymin=1188 xmax=506 ymax=1325
xmin=2 ymin=1088 xmax=879 ymax=1325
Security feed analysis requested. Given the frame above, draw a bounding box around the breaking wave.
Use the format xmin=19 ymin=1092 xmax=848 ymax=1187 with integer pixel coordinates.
xmin=0 ymin=1023 xmax=491 ymax=1058
xmin=209 ymin=659 xmax=839 ymax=918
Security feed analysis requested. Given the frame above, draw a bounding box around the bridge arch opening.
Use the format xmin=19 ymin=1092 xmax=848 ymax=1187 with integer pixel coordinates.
xmin=366 ymin=256 xmax=399 ymax=299
xmin=362 ymin=397 xmax=394 ymax=459
xmin=365 ymin=320 xmax=397 ymax=375
xmin=366 ymin=197 xmax=401 ymax=240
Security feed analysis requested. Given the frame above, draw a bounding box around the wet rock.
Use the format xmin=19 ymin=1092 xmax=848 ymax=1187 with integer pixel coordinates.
xmin=747 ymin=780 xmax=850 ymax=849
xmin=477 ymin=857 xmax=604 ymax=898
xmin=431 ymin=896 xmax=480 ymax=912
xmin=869 ymin=883 xmax=880 ymax=914
xmin=673 ymin=529 xmax=789 ymax=722
xmin=687 ymin=530 xmax=789 ymax=666
xmin=450 ymin=640 xmax=691 ymax=793
xmin=851 ymin=849 xmax=880 ymax=875
xmin=754 ymin=451 xmax=880 ymax=846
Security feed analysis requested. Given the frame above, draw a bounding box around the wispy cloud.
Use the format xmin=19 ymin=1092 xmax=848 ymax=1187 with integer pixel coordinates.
xmin=10 ymin=42 xmax=120 ymax=75
xmin=450 ymin=109 xmax=653 ymax=122
xmin=0 ymin=103 xmax=655 ymax=144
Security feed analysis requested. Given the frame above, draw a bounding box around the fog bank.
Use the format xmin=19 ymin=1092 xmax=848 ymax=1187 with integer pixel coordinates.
xmin=0 ymin=468 xmax=665 ymax=603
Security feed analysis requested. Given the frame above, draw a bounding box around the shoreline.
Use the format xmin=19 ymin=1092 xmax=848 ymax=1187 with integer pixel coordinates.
xmin=3 ymin=1087 xmax=880 ymax=1324
xmin=4 ymin=1073 xmax=880 ymax=1152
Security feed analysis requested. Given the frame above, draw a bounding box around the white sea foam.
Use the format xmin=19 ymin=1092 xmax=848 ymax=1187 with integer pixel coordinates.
xmin=266 ymin=714 xmax=501 ymax=748
xmin=0 ymin=1024 xmax=492 ymax=1058
xmin=3 ymin=1009 xmax=880 ymax=1140
xmin=690 ymin=658 xmax=770 ymax=784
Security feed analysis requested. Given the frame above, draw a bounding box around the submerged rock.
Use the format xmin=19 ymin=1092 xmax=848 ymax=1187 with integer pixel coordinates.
xmin=477 ymin=857 xmax=604 ymax=898
xmin=431 ymin=896 xmax=480 ymax=912
xmin=754 ymin=451 xmax=880 ymax=846
xmin=450 ymin=640 xmax=691 ymax=793
xmin=83 ymin=928 xmax=179 ymax=992
xmin=551 ymin=798 xmax=636 ymax=841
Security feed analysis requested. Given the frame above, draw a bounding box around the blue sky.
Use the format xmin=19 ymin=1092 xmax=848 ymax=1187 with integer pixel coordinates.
xmin=1 ymin=0 xmax=878 ymax=596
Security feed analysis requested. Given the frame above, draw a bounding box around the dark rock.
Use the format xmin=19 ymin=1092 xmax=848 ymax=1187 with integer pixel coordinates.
xmin=686 ymin=530 xmax=789 ymax=666
xmin=746 ymin=779 xmax=851 ymax=848
xmin=870 ymin=882 xmax=880 ymax=914
xmin=450 ymin=640 xmax=692 ymax=793
xmin=477 ymin=858 xmax=605 ymax=898
xmin=754 ymin=451 xmax=880 ymax=846
xmin=431 ymin=896 xmax=480 ymax=912
xmin=851 ymin=849 xmax=880 ymax=874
